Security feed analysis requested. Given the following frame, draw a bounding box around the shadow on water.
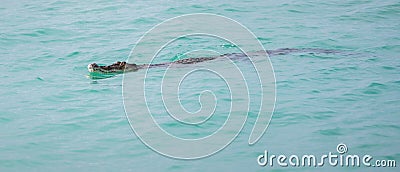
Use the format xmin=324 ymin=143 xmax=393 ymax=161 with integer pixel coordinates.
xmin=87 ymin=72 xmax=120 ymax=80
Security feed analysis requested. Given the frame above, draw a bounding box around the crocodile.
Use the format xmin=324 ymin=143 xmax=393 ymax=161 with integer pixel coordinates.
xmin=88 ymin=48 xmax=342 ymax=74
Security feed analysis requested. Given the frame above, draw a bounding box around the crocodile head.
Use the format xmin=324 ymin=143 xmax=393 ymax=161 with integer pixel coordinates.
xmin=87 ymin=61 xmax=139 ymax=73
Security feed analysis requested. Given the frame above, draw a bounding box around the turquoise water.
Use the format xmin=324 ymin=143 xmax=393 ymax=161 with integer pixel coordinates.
xmin=1 ymin=0 xmax=399 ymax=171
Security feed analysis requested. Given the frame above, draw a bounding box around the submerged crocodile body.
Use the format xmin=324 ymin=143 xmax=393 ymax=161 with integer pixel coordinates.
xmin=88 ymin=48 xmax=341 ymax=74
